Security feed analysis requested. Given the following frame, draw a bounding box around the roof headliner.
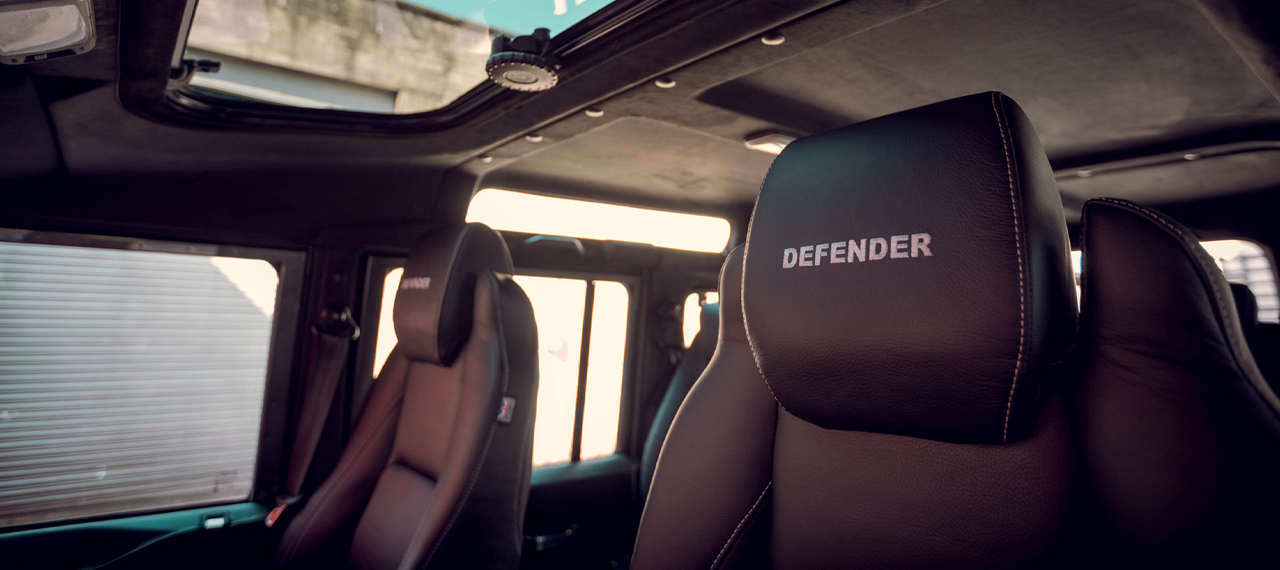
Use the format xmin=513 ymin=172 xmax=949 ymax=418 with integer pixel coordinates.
xmin=8 ymin=0 xmax=1280 ymax=246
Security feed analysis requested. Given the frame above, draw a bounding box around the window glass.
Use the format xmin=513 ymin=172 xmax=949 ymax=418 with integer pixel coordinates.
xmin=467 ymin=189 xmax=731 ymax=253
xmin=366 ymin=270 xmax=631 ymax=466
xmin=184 ymin=0 xmax=619 ymax=114
xmin=681 ymin=291 xmax=719 ymax=348
xmin=372 ymin=267 xmax=403 ymax=378
xmin=1202 ymin=239 xmax=1279 ymax=323
xmin=514 ymin=276 xmax=586 ymax=466
xmin=580 ymin=281 xmax=629 ymax=460
xmin=0 ymin=240 xmax=279 ymax=528
xmin=1070 ymin=239 xmax=1277 ymax=323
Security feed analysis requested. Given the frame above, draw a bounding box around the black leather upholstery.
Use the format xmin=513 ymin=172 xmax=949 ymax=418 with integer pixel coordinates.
xmin=634 ymin=93 xmax=1077 ymax=570
xmin=640 ymin=302 xmax=719 ymax=497
xmin=394 ymin=223 xmax=515 ymax=366
xmin=1074 ymin=198 xmax=1280 ymax=565
xmin=743 ymin=92 xmax=1076 ymax=444
xmin=279 ymin=224 xmax=538 ymax=570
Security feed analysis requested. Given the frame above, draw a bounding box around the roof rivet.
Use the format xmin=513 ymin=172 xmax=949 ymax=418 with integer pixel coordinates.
xmin=585 ymin=108 xmax=605 ymax=118
xmin=1076 ymin=170 xmax=1094 ymax=178
xmin=525 ymin=134 xmax=544 ymax=143
xmin=655 ymin=77 xmax=676 ymax=89
xmin=479 ymin=155 xmax=494 ymax=164
xmin=761 ymin=32 xmax=785 ymax=46
xmin=1183 ymin=153 xmax=1202 ymax=161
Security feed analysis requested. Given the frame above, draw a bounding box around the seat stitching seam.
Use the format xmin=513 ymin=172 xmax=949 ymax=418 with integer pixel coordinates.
xmin=993 ymin=92 xmax=1026 ymax=443
xmin=740 ymin=156 xmax=786 ymax=407
xmin=710 ymin=480 xmax=771 ymax=569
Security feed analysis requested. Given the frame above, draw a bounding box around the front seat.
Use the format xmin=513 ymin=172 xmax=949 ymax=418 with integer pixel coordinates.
xmin=1073 ymin=198 xmax=1280 ymax=565
xmin=640 ymin=301 xmax=718 ymax=497
xmin=278 ymin=224 xmax=539 ymax=570
xmin=632 ymin=92 xmax=1078 ymax=569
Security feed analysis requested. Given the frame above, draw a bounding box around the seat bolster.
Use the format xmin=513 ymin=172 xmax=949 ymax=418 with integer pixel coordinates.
xmin=278 ymin=352 xmax=410 ymax=566
xmin=631 ymin=343 xmax=777 ymax=570
xmin=633 ymin=248 xmax=778 ymax=570
xmin=1076 ymin=198 xmax=1280 ymax=559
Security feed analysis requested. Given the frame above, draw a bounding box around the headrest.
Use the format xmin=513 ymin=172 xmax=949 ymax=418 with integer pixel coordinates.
xmin=742 ymin=92 xmax=1076 ymax=444
xmin=1231 ymin=283 xmax=1259 ymax=332
xmin=393 ymin=223 xmax=514 ymax=366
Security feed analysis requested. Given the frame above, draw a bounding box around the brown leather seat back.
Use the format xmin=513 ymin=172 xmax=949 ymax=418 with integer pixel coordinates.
xmin=633 ymin=93 xmax=1078 ymax=569
xmin=279 ymin=223 xmax=538 ymax=570
xmin=1073 ymin=198 xmax=1280 ymax=565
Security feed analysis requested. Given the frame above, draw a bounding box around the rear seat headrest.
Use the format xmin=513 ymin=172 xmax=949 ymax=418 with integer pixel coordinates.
xmin=742 ymin=92 xmax=1077 ymax=444
xmin=393 ymin=223 xmax=514 ymax=366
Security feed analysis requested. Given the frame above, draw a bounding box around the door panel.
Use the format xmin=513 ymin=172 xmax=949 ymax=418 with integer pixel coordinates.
xmin=0 ymin=503 xmax=273 ymax=570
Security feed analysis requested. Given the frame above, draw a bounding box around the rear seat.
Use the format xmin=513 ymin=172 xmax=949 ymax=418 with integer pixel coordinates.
xmin=639 ymin=302 xmax=719 ymax=497
xmin=1231 ymin=283 xmax=1280 ymax=391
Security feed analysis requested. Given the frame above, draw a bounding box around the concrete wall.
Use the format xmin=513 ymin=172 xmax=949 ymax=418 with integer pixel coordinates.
xmin=187 ymin=0 xmax=492 ymax=113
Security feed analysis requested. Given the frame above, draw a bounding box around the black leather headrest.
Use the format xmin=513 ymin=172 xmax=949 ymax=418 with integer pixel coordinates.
xmin=393 ymin=223 xmax=514 ymax=366
xmin=742 ymin=92 xmax=1076 ymax=444
xmin=1231 ymin=283 xmax=1259 ymax=332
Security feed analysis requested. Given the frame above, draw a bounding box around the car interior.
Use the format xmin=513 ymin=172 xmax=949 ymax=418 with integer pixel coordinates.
xmin=1 ymin=0 xmax=1278 ymax=569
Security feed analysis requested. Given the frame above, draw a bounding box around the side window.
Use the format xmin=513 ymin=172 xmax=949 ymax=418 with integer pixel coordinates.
xmin=0 ymin=235 xmax=296 ymax=529
xmin=1070 ymin=238 xmax=1278 ymax=323
xmin=682 ymin=291 xmax=720 ymax=348
xmin=366 ymin=270 xmax=633 ymax=466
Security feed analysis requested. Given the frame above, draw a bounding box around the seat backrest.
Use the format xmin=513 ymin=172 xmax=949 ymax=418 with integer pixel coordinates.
xmin=279 ymin=223 xmax=539 ymax=570
xmin=1074 ymin=198 xmax=1280 ymax=565
xmin=633 ymin=92 xmax=1078 ymax=569
xmin=640 ymin=301 xmax=718 ymax=497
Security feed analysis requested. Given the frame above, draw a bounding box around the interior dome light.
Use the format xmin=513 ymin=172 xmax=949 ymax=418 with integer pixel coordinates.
xmin=744 ymin=131 xmax=798 ymax=155
xmin=0 ymin=0 xmax=95 ymax=65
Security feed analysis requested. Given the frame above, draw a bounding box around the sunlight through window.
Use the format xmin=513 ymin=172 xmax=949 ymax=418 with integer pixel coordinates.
xmin=515 ymin=276 xmax=587 ymax=466
xmin=466 ymin=189 xmax=731 ymax=253
xmin=580 ymin=281 xmax=629 ymax=460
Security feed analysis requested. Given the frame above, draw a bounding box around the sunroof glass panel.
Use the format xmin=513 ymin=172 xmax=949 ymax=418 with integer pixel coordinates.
xmin=183 ymin=0 xmax=613 ymax=114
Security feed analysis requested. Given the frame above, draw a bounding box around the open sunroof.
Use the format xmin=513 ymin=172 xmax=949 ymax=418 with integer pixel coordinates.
xmin=181 ymin=0 xmax=618 ymax=115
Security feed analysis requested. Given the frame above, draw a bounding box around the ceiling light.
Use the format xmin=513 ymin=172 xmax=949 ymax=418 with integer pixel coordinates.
xmin=0 ymin=0 xmax=95 ymax=65
xmin=744 ymin=131 xmax=797 ymax=155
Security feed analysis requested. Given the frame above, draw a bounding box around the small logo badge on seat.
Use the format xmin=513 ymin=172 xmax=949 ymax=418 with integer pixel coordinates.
xmin=497 ymin=396 xmax=516 ymax=424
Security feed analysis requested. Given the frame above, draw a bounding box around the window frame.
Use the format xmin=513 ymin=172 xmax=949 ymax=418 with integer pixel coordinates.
xmin=161 ymin=0 xmax=677 ymax=129
xmin=352 ymin=257 xmax=641 ymax=466
xmin=0 ymin=228 xmax=306 ymax=531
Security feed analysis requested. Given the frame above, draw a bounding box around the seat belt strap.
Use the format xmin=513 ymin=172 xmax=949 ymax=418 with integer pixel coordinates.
xmin=269 ymin=305 xmax=360 ymax=527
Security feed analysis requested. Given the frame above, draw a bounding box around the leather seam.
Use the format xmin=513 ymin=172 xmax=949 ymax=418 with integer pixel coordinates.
xmin=710 ymin=480 xmax=771 ymax=570
xmin=740 ymin=156 xmax=786 ymax=408
xmin=279 ymin=390 xmax=405 ymax=561
xmin=993 ymin=92 xmax=1027 ymax=443
xmin=490 ymin=274 xmax=526 ymax=549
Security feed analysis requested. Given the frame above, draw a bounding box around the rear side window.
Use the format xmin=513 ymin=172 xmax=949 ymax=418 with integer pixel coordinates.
xmin=367 ymin=269 xmax=633 ymax=466
xmin=0 ymin=236 xmax=291 ymax=528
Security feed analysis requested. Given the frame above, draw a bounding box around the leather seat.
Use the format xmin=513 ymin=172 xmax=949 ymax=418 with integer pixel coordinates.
xmin=640 ymin=301 xmax=718 ymax=497
xmin=1073 ymin=198 xmax=1280 ymax=565
xmin=278 ymin=223 xmax=539 ymax=570
xmin=632 ymin=92 xmax=1078 ymax=569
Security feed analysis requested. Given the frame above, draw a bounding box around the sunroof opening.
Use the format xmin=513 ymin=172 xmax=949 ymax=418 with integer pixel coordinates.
xmin=181 ymin=0 xmax=617 ymax=114
xmin=467 ymin=189 xmax=731 ymax=253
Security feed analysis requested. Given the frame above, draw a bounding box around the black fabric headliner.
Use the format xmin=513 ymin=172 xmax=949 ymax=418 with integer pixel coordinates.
xmin=7 ymin=0 xmax=1280 ymax=247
